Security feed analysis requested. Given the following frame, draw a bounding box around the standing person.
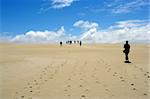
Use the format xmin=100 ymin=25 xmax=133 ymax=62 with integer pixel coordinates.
xmin=123 ymin=41 xmax=131 ymax=63
xmin=70 ymin=41 xmax=72 ymax=45
xmin=79 ymin=41 xmax=82 ymax=46
xmin=60 ymin=41 xmax=62 ymax=46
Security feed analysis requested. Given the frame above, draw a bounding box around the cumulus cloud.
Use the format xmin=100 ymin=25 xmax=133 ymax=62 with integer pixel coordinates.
xmin=51 ymin=0 xmax=77 ymax=9
xmin=73 ymin=20 xmax=98 ymax=30
xmin=10 ymin=19 xmax=150 ymax=44
xmin=74 ymin=20 xmax=150 ymax=43
xmin=11 ymin=26 xmax=70 ymax=43
xmin=73 ymin=20 xmax=99 ymax=42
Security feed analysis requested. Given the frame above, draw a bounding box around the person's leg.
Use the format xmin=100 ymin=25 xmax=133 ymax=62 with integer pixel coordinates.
xmin=127 ymin=53 xmax=129 ymax=60
xmin=125 ymin=53 xmax=129 ymax=61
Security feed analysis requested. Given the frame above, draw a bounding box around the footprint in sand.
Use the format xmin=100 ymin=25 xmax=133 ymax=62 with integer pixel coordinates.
xmin=44 ymin=68 xmax=47 ymax=70
xmin=21 ymin=96 xmax=25 ymax=98
xmin=35 ymin=82 xmax=39 ymax=85
xmin=139 ymin=68 xmax=144 ymax=72
xmin=105 ymin=89 xmax=110 ymax=92
xmin=85 ymin=89 xmax=89 ymax=92
xmin=33 ymin=80 xmax=37 ymax=82
xmin=131 ymin=83 xmax=134 ymax=86
xmin=119 ymin=76 xmax=123 ymax=79
xmin=80 ymin=78 xmax=83 ymax=81
xmin=44 ymin=79 xmax=48 ymax=82
xmin=60 ymin=63 xmax=64 ymax=67
xmin=119 ymin=76 xmax=125 ymax=82
xmin=81 ymin=95 xmax=86 ymax=98
xmin=64 ymin=89 xmax=68 ymax=92
xmin=113 ymin=72 xmax=117 ymax=76
xmin=29 ymin=86 xmax=32 ymax=89
xmin=79 ymin=85 xmax=83 ymax=87
xmin=144 ymin=73 xmax=147 ymax=76
xmin=143 ymin=72 xmax=150 ymax=79
xmin=130 ymin=83 xmax=137 ymax=91
xmin=143 ymin=93 xmax=147 ymax=96
xmin=39 ymin=77 xmax=42 ymax=79
xmin=67 ymin=85 xmax=71 ymax=88
xmin=27 ymin=83 xmax=31 ymax=85
xmin=146 ymin=72 xmax=149 ymax=74
xmin=121 ymin=79 xmax=125 ymax=82
xmin=96 ymin=80 xmax=101 ymax=84
xmin=107 ymin=68 xmax=111 ymax=72
xmin=133 ymin=88 xmax=136 ymax=91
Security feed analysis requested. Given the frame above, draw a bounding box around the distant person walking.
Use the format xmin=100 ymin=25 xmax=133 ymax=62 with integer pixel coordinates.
xmin=79 ymin=41 xmax=82 ymax=46
xmin=60 ymin=41 xmax=62 ymax=46
xmin=123 ymin=41 xmax=131 ymax=63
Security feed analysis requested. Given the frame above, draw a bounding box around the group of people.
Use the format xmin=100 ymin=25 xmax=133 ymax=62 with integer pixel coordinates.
xmin=60 ymin=40 xmax=82 ymax=46
xmin=60 ymin=40 xmax=131 ymax=63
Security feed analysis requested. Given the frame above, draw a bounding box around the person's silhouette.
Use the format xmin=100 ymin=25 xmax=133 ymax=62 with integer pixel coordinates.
xmin=70 ymin=41 xmax=72 ymax=44
xmin=79 ymin=41 xmax=82 ymax=46
xmin=60 ymin=41 xmax=62 ymax=46
xmin=123 ymin=41 xmax=131 ymax=63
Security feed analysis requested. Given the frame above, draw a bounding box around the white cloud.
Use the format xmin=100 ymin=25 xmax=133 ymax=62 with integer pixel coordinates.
xmin=111 ymin=0 xmax=149 ymax=14
xmin=10 ymin=20 xmax=150 ymax=44
xmin=39 ymin=0 xmax=78 ymax=13
xmin=91 ymin=0 xmax=149 ymax=14
xmin=75 ymin=20 xmax=150 ymax=43
xmin=109 ymin=20 xmax=149 ymax=29
xmin=51 ymin=0 xmax=77 ymax=9
xmin=11 ymin=26 xmax=70 ymax=43
xmin=73 ymin=20 xmax=98 ymax=30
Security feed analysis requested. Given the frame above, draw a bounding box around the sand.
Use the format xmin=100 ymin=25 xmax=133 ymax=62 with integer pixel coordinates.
xmin=0 ymin=43 xmax=150 ymax=99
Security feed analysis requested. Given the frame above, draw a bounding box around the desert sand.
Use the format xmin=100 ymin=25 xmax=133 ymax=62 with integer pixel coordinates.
xmin=0 ymin=43 xmax=150 ymax=99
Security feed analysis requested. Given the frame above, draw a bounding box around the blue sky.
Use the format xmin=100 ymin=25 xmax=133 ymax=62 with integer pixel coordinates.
xmin=0 ymin=0 xmax=150 ymax=43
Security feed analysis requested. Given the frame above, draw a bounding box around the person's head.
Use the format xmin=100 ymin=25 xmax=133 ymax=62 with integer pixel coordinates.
xmin=126 ymin=41 xmax=128 ymax=44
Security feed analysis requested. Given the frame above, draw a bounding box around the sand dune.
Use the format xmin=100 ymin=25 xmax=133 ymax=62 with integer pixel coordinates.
xmin=0 ymin=43 xmax=149 ymax=99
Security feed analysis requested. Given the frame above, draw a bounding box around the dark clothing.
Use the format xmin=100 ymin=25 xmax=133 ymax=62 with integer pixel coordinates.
xmin=60 ymin=42 xmax=62 ymax=46
xmin=80 ymin=41 xmax=82 ymax=46
xmin=124 ymin=44 xmax=130 ymax=53
xmin=123 ymin=43 xmax=130 ymax=61
xmin=125 ymin=53 xmax=129 ymax=61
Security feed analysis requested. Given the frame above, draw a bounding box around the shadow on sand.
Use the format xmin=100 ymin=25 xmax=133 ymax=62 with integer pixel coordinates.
xmin=124 ymin=61 xmax=131 ymax=63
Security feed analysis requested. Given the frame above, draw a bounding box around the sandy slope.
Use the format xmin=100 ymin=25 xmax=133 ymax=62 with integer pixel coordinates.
xmin=0 ymin=43 xmax=149 ymax=99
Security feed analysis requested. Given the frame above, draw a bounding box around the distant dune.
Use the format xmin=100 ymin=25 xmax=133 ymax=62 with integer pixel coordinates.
xmin=0 ymin=43 xmax=149 ymax=99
